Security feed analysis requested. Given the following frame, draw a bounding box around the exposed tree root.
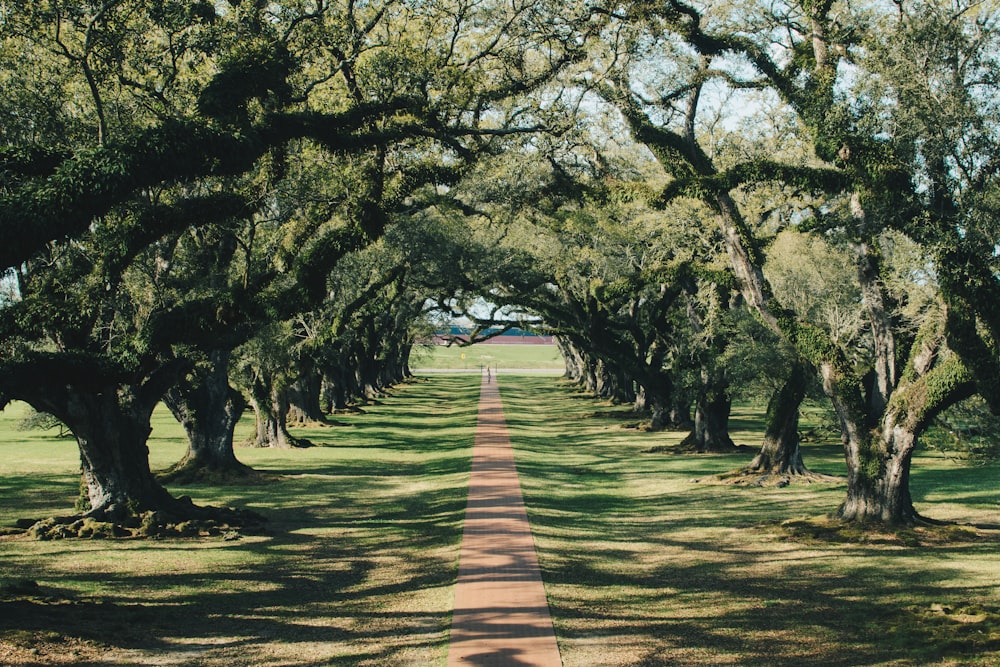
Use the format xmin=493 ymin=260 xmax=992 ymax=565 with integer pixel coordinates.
xmin=289 ymin=417 xmax=351 ymax=428
xmin=157 ymin=460 xmax=280 ymax=486
xmin=777 ymin=515 xmax=990 ymax=546
xmin=13 ymin=499 xmax=266 ymax=540
xmin=643 ymin=442 xmax=755 ymax=455
xmin=697 ymin=467 xmax=843 ymax=486
xmin=240 ymin=434 xmax=315 ymax=449
xmin=331 ymin=406 xmax=366 ymax=415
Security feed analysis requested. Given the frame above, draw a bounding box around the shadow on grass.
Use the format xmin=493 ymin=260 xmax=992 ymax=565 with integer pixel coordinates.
xmin=0 ymin=475 xmax=78 ymax=523
xmin=0 ymin=374 xmax=482 ymax=666
xmin=497 ymin=375 xmax=1000 ymax=666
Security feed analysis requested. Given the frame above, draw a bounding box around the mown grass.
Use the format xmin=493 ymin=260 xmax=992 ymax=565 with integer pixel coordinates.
xmin=2 ymin=374 xmax=998 ymax=666
xmin=500 ymin=377 xmax=1000 ymax=667
xmin=0 ymin=375 xmax=478 ymax=666
xmin=408 ymin=342 xmax=564 ymax=370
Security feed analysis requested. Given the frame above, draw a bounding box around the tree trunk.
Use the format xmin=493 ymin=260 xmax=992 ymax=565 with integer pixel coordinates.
xmin=65 ymin=388 xmax=180 ymax=520
xmin=557 ymin=337 xmax=585 ymax=383
xmin=2 ymin=358 xmax=264 ymax=536
xmin=636 ymin=368 xmax=674 ymax=431
xmin=669 ymin=395 xmax=694 ymax=429
xmin=398 ymin=342 xmax=414 ymax=379
xmin=833 ymin=353 xmax=974 ymax=525
xmin=163 ymin=349 xmax=251 ymax=479
xmin=323 ymin=370 xmax=351 ymax=411
xmin=682 ymin=385 xmax=736 ymax=452
xmin=746 ymin=361 xmax=810 ymax=475
xmin=837 ymin=417 xmax=919 ymax=524
xmin=595 ymin=359 xmax=634 ymax=403
xmin=287 ymin=366 xmax=325 ymax=424
xmin=649 ymin=393 xmax=669 ymax=431
xmin=247 ymin=377 xmax=310 ymax=448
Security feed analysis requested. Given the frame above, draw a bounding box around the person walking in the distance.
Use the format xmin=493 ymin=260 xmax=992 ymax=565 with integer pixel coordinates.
xmin=486 ymin=366 xmax=491 ymax=383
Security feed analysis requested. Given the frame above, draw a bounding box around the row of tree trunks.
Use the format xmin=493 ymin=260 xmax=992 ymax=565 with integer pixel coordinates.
xmin=558 ymin=337 xmax=636 ymax=404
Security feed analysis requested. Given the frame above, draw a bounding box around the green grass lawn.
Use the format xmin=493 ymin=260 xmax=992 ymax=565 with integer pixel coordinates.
xmin=1 ymin=374 xmax=998 ymax=666
xmin=408 ymin=342 xmax=564 ymax=370
xmin=0 ymin=375 xmax=479 ymax=666
xmin=500 ymin=376 xmax=1000 ymax=667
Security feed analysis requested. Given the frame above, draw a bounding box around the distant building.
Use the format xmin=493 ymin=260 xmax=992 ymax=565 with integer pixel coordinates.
xmin=431 ymin=326 xmax=553 ymax=345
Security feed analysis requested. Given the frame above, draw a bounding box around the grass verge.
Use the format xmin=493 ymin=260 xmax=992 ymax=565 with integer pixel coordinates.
xmin=0 ymin=375 xmax=478 ymax=666
xmin=500 ymin=376 xmax=1000 ymax=667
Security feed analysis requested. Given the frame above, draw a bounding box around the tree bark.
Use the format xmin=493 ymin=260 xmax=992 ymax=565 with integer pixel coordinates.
xmin=834 ymin=352 xmax=974 ymax=524
xmin=649 ymin=393 xmax=669 ymax=431
xmin=746 ymin=361 xmax=810 ymax=475
xmin=68 ymin=389 xmax=178 ymax=519
xmin=682 ymin=381 xmax=737 ymax=452
xmin=13 ymin=365 xmax=190 ymax=522
xmin=837 ymin=429 xmax=917 ymax=524
xmin=162 ymin=349 xmax=251 ymax=479
xmin=669 ymin=395 xmax=694 ymax=430
xmin=287 ymin=365 xmax=325 ymax=424
xmin=639 ymin=372 xmax=674 ymax=431
xmin=246 ymin=374 xmax=310 ymax=448
xmin=323 ymin=368 xmax=353 ymax=411
xmin=556 ymin=337 xmax=582 ymax=382
xmin=595 ymin=359 xmax=635 ymax=403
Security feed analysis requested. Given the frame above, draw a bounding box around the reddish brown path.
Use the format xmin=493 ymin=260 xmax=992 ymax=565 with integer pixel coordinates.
xmin=447 ymin=374 xmax=562 ymax=667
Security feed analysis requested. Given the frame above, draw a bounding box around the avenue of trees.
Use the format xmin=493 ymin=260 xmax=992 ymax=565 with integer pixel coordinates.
xmin=1 ymin=0 xmax=998 ymax=533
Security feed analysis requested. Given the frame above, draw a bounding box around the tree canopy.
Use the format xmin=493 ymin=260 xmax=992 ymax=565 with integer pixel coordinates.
xmin=1 ymin=0 xmax=998 ymax=531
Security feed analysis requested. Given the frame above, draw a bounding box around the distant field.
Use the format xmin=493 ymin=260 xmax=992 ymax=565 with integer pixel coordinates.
xmin=409 ymin=342 xmax=565 ymax=371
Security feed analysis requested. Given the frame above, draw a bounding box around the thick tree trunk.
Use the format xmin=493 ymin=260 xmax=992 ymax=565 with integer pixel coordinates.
xmin=561 ymin=341 xmax=602 ymax=395
xmin=556 ymin=337 xmax=581 ymax=382
xmin=287 ymin=366 xmax=325 ymax=424
xmin=66 ymin=389 xmax=179 ymax=519
xmin=398 ymin=342 xmax=414 ymax=379
xmin=682 ymin=386 xmax=736 ymax=452
xmin=163 ymin=349 xmax=250 ymax=479
xmin=649 ymin=394 xmax=669 ymax=431
xmin=323 ymin=370 xmax=351 ymax=411
xmin=669 ymin=395 xmax=694 ymax=430
xmin=746 ymin=361 xmax=810 ymax=475
xmin=837 ymin=419 xmax=919 ymax=524
xmin=3 ymin=359 xmax=264 ymax=536
xmin=833 ymin=352 xmax=974 ymax=524
xmin=5 ymin=359 xmax=191 ymax=523
xmin=636 ymin=368 xmax=674 ymax=431
xmin=247 ymin=378 xmax=310 ymax=448
xmin=595 ymin=359 xmax=634 ymax=403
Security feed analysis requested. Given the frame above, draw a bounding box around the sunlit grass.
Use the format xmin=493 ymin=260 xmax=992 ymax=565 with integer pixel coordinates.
xmin=500 ymin=376 xmax=1000 ymax=667
xmin=2 ymin=375 xmax=998 ymax=666
xmin=0 ymin=375 xmax=479 ymax=666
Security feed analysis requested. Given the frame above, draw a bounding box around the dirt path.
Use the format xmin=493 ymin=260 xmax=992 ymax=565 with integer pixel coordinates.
xmin=446 ymin=374 xmax=562 ymax=666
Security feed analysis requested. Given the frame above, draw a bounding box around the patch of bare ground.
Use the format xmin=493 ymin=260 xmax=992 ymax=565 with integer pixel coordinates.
xmin=695 ymin=469 xmax=843 ymax=486
xmin=158 ymin=465 xmax=282 ymax=486
xmin=776 ymin=515 xmax=997 ymax=547
xmin=642 ymin=443 xmax=756 ymax=454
